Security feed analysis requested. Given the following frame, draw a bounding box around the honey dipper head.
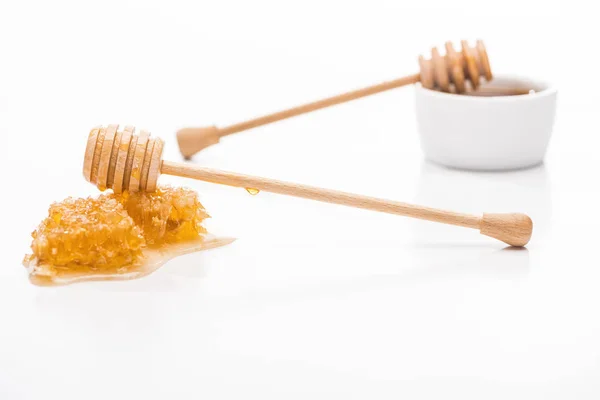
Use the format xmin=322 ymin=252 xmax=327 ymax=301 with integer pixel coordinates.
xmin=83 ymin=125 xmax=164 ymax=193
xmin=418 ymin=40 xmax=492 ymax=93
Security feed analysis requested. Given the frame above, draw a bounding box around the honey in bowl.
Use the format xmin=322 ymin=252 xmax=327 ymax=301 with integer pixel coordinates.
xmin=23 ymin=186 xmax=234 ymax=286
xmin=449 ymin=78 xmax=538 ymax=97
xmin=461 ymin=87 xmax=536 ymax=97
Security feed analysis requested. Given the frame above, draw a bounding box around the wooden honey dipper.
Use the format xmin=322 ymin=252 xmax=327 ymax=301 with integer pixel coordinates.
xmin=176 ymin=40 xmax=514 ymax=159
xmin=84 ymin=125 xmax=533 ymax=247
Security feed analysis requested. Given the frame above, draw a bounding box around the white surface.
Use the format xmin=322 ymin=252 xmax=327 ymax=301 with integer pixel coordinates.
xmin=415 ymin=75 xmax=557 ymax=170
xmin=2 ymin=1 xmax=599 ymax=399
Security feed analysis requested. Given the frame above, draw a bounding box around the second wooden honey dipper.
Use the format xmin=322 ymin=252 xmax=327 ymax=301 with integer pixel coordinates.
xmin=176 ymin=40 xmax=514 ymax=158
xmin=85 ymin=125 xmax=533 ymax=247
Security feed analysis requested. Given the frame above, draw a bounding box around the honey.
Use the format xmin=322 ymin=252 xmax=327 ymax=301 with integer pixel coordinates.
xmin=112 ymin=187 xmax=209 ymax=245
xmin=23 ymin=186 xmax=232 ymax=286
xmin=23 ymin=196 xmax=145 ymax=272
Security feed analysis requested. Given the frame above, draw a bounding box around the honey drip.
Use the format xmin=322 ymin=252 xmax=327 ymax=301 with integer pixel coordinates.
xmin=245 ymin=188 xmax=260 ymax=195
xmin=23 ymin=186 xmax=233 ymax=286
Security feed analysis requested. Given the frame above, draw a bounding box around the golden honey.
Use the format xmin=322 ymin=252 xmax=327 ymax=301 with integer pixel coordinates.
xmin=112 ymin=186 xmax=209 ymax=245
xmin=23 ymin=186 xmax=230 ymax=285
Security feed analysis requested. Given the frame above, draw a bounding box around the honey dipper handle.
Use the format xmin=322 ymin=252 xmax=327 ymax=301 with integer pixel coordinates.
xmin=218 ymin=73 xmax=421 ymax=136
xmin=161 ymin=161 xmax=533 ymax=246
xmin=176 ymin=73 xmax=420 ymax=158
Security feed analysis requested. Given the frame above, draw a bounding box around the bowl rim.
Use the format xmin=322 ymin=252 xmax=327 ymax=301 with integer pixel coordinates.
xmin=415 ymin=74 xmax=557 ymax=102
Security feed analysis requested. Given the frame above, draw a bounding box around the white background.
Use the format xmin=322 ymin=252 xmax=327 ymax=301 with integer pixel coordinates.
xmin=1 ymin=0 xmax=598 ymax=399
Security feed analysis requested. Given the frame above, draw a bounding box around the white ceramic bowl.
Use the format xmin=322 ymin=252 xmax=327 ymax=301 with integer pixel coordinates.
xmin=415 ymin=75 xmax=557 ymax=170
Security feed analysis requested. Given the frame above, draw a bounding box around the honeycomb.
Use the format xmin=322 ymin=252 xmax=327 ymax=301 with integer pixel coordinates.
xmin=23 ymin=196 xmax=145 ymax=274
xmin=111 ymin=186 xmax=209 ymax=245
xmin=24 ymin=186 xmax=210 ymax=280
